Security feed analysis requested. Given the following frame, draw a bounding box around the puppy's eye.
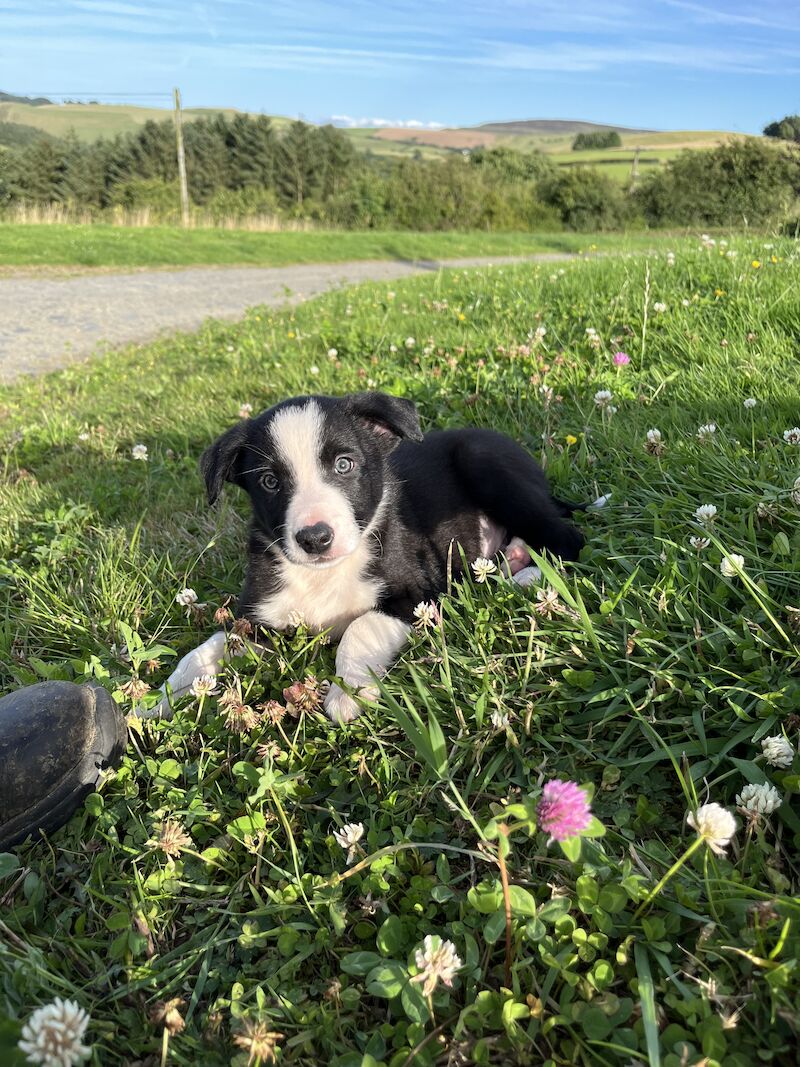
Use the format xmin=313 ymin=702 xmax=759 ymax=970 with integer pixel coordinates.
xmin=334 ymin=455 xmax=355 ymax=475
xmin=260 ymin=472 xmax=279 ymax=492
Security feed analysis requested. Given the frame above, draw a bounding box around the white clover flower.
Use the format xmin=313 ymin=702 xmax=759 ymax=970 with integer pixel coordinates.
xmin=131 ymin=443 xmax=148 ymax=461
xmin=238 ymin=402 xmax=253 ymax=418
xmin=783 ymin=427 xmax=800 ymax=445
xmin=743 ymin=398 xmax=757 ymax=410
xmin=791 ymin=477 xmax=800 ymax=507
xmin=653 ymin=301 xmax=667 ymax=313
xmin=176 ymin=588 xmax=198 ymax=608
xmin=533 ymin=325 xmax=547 ymax=340
xmin=286 ymin=608 xmax=307 ymax=629
xmin=760 ymin=735 xmax=794 ymax=768
xmin=690 ymin=536 xmax=710 ymax=550
xmin=190 ymin=674 xmax=219 ymax=698
xmin=327 ymin=347 xmax=338 ymax=358
xmin=645 ymin=427 xmax=665 ymax=455
xmin=682 ymin=298 xmax=691 ymax=307
xmin=77 ymin=432 xmax=90 ymax=442
xmin=333 ymin=821 xmax=365 ymax=864
xmin=309 ymin=365 xmax=320 ymax=376
xmin=413 ymin=601 xmax=439 ymax=627
xmin=594 ymin=389 xmax=613 ymax=409
xmin=694 ymin=503 xmax=718 ymax=524
xmin=471 ymin=557 xmax=497 ymax=583
xmin=585 ymin=327 xmax=597 ymax=337
xmin=490 ymin=709 xmax=510 ymax=730
xmin=405 ymin=337 xmax=416 ymax=349
xmin=411 ymin=935 xmax=462 ymax=998
xmin=726 ymin=249 xmax=738 ymax=258
xmin=18 ymin=998 xmax=91 ymax=1067
xmin=687 ymin=803 xmax=737 ymax=856
xmin=736 ymin=782 xmax=782 ymax=815
xmin=533 ymin=586 xmax=563 ymax=619
xmin=697 ymin=423 xmax=717 ymax=441
xmin=720 ymin=553 xmax=745 ymax=578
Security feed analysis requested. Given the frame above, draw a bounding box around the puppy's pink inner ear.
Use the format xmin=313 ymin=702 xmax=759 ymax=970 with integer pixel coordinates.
xmin=361 ymin=418 xmax=394 ymax=438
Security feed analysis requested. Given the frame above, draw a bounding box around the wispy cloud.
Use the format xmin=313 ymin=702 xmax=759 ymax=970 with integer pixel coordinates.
xmin=660 ymin=1 xmax=800 ymax=33
xmin=1 ymin=0 xmax=794 ymax=132
xmin=482 ymin=39 xmax=784 ymax=75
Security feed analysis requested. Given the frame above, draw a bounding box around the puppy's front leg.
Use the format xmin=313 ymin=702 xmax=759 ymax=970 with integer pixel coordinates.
xmin=325 ymin=611 xmax=411 ymax=724
xmin=143 ymin=631 xmax=228 ymax=718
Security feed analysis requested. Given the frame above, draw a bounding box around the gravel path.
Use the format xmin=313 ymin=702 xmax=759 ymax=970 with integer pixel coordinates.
xmin=0 ymin=254 xmax=574 ymax=383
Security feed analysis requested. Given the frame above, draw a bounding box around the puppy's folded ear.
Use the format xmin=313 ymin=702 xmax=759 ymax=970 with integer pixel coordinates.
xmin=345 ymin=391 xmax=423 ymax=445
xmin=199 ymin=423 xmax=247 ymax=504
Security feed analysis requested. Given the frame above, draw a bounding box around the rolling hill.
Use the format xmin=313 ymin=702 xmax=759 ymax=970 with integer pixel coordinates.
xmin=0 ymin=93 xmax=758 ymax=184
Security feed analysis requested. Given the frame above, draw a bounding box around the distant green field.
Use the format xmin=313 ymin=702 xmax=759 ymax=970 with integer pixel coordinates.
xmin=2 ymin=99 xmax=781 ymax=186
xmin=0 ymin=224 xmax=672 ymax=269
xmin=0 ymin=101 xmax=246 ymax=142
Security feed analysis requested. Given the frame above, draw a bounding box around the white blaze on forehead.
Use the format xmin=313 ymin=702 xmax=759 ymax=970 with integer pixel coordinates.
xmin=269 ymin=399 xmax=361 ymax=560
xmin=269 ymin=401 xmax=325 ymax=487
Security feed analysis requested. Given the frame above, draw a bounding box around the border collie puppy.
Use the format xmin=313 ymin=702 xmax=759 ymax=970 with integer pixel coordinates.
xmin=156 ymin=392 xmax=584 ymax=723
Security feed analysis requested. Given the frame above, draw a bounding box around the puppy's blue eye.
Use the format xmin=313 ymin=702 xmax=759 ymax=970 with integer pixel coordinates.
xmin=334 ymin=456 xmax=355 ymax=475
xmin=260 ymin=472 xmax=279 ymax=491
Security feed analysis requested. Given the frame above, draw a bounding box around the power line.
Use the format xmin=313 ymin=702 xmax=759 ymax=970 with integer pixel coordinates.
xmin=10 ymin=92 xmax=172 ymax=98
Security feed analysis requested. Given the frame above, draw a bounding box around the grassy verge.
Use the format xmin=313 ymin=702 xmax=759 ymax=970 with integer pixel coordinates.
xmin=1 ymin=237 xmax=799 ymax=1066
xmin=0 ymin=223 xmax=672 ymax=268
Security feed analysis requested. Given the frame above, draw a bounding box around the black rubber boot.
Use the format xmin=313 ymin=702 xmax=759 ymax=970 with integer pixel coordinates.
xmin=0 ymin=681 xmax=127 ymax=851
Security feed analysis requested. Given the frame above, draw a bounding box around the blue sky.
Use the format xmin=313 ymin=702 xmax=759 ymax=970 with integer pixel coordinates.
xmin=2 ymin=0 xmax=799 ymax=131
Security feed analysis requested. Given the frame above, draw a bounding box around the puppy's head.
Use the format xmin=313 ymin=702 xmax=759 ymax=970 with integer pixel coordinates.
xmin=200 ymin=391 xmax=422 ymax=567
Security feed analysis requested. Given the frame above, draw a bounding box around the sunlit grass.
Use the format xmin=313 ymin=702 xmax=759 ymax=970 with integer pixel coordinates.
xmin=0 ymin=235 xmax=798 ymax=1066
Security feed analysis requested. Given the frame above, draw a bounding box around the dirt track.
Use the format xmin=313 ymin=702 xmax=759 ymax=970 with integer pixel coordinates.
xmin=0 ymin=254 xmax=575 ymax=383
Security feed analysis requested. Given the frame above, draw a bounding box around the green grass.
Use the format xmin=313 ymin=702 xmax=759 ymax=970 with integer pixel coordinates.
xmin=1 ymin=237 xmax=799 ymax=1066
xmin=0 ymin=225 xmax=665 ymax=269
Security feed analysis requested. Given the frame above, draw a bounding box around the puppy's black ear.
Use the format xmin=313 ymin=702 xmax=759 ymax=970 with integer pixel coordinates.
xmin=345 ymin=391 xmax=423 ymax=445
xmin=199 ymin=423 xmax=247 ymax=505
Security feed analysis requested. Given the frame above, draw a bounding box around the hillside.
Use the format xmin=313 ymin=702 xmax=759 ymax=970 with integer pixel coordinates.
xmin=0 ymin=93 xmax=756 ymax=183
xmin=0 ymin=100 xmax=245 ymax=142
xmin=474 ymin=118 xmax=655 ymax=135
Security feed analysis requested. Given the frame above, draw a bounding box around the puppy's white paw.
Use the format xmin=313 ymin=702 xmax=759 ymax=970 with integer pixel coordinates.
xmin=149 ymin=692 xmax=173 ymax=719
xmin=512 ymin=565 xmax=542 ymax=588
xmin=324 ymin=683 xmax=362 ymax=724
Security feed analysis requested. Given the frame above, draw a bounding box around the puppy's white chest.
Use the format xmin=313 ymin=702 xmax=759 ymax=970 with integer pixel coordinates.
xmin=255 ymin=546 xmax=383 ymax=639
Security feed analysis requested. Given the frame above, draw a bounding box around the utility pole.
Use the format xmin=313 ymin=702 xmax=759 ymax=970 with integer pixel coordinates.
xmin=173 ymin=87 xmax=190 ymax=226
xmin=629 ymin=146 xmax=641 ymax=190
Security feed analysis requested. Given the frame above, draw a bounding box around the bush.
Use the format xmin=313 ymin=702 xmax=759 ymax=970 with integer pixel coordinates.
xmin=763 ymin=115 xmax=800 ymax=142
xmin=635 ymin=138 xmax=800 ymax=227
xmin=108 ymin=178 xmax=181 ymax=219
xmin=538 ymin=167 xmax=633 ymax=230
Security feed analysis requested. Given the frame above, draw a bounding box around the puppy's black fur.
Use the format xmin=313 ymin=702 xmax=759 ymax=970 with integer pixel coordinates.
xmin=201 ymin=391 xmax=583 ymax=625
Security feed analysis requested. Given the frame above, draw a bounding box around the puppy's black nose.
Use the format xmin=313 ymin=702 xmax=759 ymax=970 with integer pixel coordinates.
xmin=295 ymin=522 xmax=334 ymax=555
